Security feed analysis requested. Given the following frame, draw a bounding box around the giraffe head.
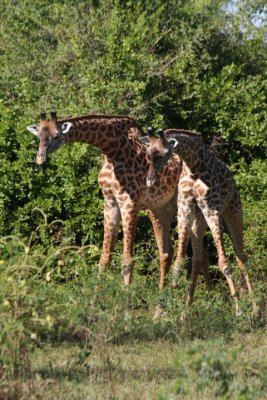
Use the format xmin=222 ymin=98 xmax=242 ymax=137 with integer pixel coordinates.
xmin=26 ymin=111 xmax=73 ymax=164
xmin=140 ymin=128 xmax=173 ymax=187
xmin=141 ymin=128 xmax=205 ymax=186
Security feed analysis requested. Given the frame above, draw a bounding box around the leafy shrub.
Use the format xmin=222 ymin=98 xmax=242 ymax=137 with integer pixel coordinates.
xmin=0 ymin=0 xmax=266 ymax=248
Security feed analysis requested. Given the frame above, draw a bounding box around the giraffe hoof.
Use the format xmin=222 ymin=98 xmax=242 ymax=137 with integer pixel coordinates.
xmin=252 ymin=305 xmax=261 ymax=318
xmin=172 ymin=281 xmax=178 ymax=289
xmin=122 ymin=265 xmax=133 ymax=286
xmin=153 ymin=304 xmax=165 ymax=320
xmin=235 ymin=308 xmax=242 ymax=317
xmin=180 ymin=309 xmax=188 ymax=322
xmin=124 ymin=309 xmax=131 ymax=321
xmin=98 ymin=265 xmax=106 ymax=273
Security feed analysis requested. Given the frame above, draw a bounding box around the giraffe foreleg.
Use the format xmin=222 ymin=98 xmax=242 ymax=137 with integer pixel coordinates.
xmin=120 ymin=203 xmax=139 ymax=286
xmin=148 ymin=198 xmax=176 ymax=290
xmin=172 ymin=203 xmax=194 ymax=288
xmin=148 ymin=199 xmax=176 ymax=319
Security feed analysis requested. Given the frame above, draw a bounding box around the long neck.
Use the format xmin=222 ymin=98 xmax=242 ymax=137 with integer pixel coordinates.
xmin=61 ymin=115 xmax=140 ymax=161
xmin=174 ymin=136 xmax=209 ymax=174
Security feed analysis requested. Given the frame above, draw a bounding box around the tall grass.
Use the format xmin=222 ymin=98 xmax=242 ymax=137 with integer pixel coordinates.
xmin=0 ymin=210 xmax=266 ymax=399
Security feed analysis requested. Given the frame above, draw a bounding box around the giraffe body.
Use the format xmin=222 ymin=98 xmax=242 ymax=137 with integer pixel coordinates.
xmin=142 ymin=129 xmax=257 ymax=315
xmin=27 ymin=113 xmax=182 ymax=294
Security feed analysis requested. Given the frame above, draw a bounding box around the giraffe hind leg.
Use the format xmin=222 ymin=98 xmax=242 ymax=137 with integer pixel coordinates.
xmin=222 ymin=206 xmax=259 ymax=316
xmin=99 ymin=196 xmax=121 ymax=272
xmin=202 ymin=209 xmax=241 ymax=316
xmin=148 ymin=198 xmax=176 ymax=290
xmin=148 ymin=199 xmax=176 ymax=319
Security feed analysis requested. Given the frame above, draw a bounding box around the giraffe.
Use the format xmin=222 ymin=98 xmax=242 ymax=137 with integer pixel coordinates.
xmin=26 ymin=112 xmax=182 ymax=316
xmin=141 ymin=128 xmax=258 ymax=316
xmin=140 ymin=129 xmax=211 ymax=313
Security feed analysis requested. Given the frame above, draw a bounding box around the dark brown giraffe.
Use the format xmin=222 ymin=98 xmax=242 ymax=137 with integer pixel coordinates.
xmin=27 ymin=112 xmax=182 ymax=316
xmin=140 ymin=130 xmax=211 ymax=315
xmin=141 ymin=129 xmax=258 ymax=316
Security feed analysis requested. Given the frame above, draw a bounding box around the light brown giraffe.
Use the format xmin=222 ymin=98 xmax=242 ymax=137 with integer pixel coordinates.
xmin=26 ymin=112 xmax=182 ymax=311
xmin=141 ymin=129 xmax=258 ymax=316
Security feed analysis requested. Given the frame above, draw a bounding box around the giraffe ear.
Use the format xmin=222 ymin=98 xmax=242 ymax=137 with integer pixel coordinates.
xmin=139 ymin=136 xmax=150 ymax=145
xmin=167 ymin=138 xmax=179 ymax=149
xmin=26 ymin=125 xmax=40 ymax=136
xmin=61 ymin=122 xmax=72 ymax=134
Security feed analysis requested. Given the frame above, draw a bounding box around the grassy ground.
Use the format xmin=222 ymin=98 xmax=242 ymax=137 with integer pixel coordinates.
xmin=0 ymin=226 xmax=266 ymax=400
xmin=5 ymin=329 xmax=267 ymax=400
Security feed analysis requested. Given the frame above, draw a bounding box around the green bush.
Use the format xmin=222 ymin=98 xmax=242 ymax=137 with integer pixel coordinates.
xmin=0 ymin=0 xmax=266 ymax=246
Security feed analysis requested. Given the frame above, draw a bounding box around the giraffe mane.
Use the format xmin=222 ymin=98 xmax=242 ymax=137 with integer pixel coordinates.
xmin=57 ymin=113 xmax=144 ymax=137
xmin=164 ymin=128 xmax=202 ymax=137
xmin=58 ymin=113 xmax=137 ymax=124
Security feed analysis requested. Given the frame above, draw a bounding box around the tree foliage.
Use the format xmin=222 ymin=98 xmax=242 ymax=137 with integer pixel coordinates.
xmin=0 ymin=0 xmax=266 ymax=247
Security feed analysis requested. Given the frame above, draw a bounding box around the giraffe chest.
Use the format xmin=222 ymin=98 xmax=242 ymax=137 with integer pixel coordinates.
xmin=98 ymin=160 xmax=179 ymax=209
xmin=140 ymin=161 xmax=181 ymax=208
xmin=140 ymin=181 xmax=177 ymax=208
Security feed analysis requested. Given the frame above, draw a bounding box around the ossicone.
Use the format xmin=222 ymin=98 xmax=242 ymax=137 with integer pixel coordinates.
xmin=50 ymin=111 xmax=58 ymax=121
xmin=158 ymin=128 xmax=168 ymax=146
xmin=39 ymin=112 xmax=46 ymax=120
xmin=147 ymin=126 xmax=154 ymax=137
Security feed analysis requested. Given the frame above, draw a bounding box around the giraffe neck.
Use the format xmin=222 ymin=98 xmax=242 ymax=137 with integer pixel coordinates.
xmin=60 ymin=115 xmax=141 ymax=161
xmin=169 ymin=133 xmax=209 ymax=174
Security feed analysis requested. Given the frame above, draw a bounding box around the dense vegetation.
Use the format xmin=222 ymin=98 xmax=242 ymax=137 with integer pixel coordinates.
xmin=0 ymin=0 xmax=266 ymax=241
xmin=0 ymin=0 xmax=266 ymax=398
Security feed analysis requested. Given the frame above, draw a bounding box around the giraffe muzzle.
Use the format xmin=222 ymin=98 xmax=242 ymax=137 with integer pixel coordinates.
xmin=146 ymin=172 xmax=156 ymax=187
xmin=36 ymin=149 xmax=47 ymax=165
